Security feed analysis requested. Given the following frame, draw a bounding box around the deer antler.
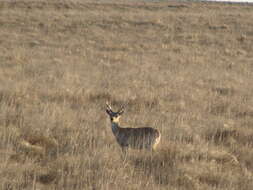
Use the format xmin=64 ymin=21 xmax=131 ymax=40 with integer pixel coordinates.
xmin=118 ymin=105 xmax=125 ymax=114
xmin=106 ymin=101 xmax=113 ymax=111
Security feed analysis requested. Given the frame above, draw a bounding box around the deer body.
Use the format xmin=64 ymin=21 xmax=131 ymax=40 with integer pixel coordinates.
xmin=106 ymin=103 xmax=161 ymax=153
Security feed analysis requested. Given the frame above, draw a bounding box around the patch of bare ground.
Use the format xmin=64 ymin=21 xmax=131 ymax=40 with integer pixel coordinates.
xmin=0 ymin=0 xmax=253 ymax=189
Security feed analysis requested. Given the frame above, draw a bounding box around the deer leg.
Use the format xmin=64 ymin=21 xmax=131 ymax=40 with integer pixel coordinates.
xmin=121 ymin=147 xmax=128 ymax=161
xmin=121 ymin=146 xmax=127 ymax=155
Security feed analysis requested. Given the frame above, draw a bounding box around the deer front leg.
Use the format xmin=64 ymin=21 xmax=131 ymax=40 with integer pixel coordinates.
xmin=121 ymin=146 xmax=128 ymax=161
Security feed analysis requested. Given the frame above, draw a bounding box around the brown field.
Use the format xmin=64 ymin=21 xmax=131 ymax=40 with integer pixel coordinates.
xmin=0 ymin=0 xmax=253 ymax=189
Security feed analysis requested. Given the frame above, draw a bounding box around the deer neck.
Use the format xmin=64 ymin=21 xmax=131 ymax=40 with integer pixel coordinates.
xmin=111 ymin=122 xmax=120 ymax=135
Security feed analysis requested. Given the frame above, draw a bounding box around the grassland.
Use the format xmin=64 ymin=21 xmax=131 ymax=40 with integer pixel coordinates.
xmin=0 ymin=0 xmax=253 ymax=189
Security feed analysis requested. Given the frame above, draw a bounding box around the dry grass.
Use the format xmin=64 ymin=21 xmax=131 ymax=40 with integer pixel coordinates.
xmin=0 ymin=0 xmax=253 ymax=189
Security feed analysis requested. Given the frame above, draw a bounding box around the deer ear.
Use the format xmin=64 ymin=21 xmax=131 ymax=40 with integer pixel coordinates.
xmin=118 ymin=110 xmax=124 ymax=115
xmin=106 ymin=109 xmax=111 ymax=115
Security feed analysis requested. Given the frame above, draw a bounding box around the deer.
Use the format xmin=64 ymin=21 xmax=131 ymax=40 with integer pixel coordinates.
xmin=106 ymin=102 xmax=161 ymax=155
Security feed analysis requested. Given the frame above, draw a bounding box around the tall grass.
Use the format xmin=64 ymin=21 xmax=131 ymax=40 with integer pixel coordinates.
xmin=0 ymin=0 xmax=253 ymax=189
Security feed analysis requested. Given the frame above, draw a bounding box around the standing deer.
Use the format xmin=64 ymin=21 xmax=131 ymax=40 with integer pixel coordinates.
xmin=106 ymin=102 xmax=161 ymax=154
